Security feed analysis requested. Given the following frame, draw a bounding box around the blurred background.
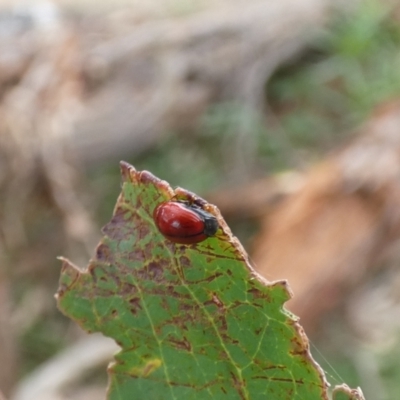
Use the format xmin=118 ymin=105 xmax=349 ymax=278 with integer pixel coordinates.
xmin=1 ymin=0 xmax=400 ymax=399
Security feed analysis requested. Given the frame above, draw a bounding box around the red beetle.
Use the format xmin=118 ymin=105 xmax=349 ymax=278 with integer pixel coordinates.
xmin=153 ymin=201 xmax=218 ymax=244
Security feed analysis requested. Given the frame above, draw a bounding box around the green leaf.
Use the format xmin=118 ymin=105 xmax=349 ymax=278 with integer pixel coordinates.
xmin=56 ymin=161 xmax=347 ymax=399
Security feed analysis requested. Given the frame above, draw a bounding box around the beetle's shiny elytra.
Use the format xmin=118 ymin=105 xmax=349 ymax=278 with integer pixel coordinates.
xmin=153 ymin=201 xmax=219 ymax=244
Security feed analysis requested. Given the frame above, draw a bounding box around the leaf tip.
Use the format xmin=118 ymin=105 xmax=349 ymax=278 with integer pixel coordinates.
xmin=56 ymin=257 xmax=82 ymax=303
xmin=120 ymin=160 xmax=137 ymax=183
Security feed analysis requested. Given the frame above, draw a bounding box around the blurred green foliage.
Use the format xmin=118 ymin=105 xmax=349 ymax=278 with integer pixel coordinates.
xmin=268 ymin=0 xmax=400 ymax=149
xmin=21 ymin=317 xmax=66 ymax=376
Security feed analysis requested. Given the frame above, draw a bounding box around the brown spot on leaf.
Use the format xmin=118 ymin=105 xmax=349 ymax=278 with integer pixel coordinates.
xmin=205 ymin=293 xmax=225 ymax=311
xmin=179 ymin=256 xmax=191 ymax=268
xmin=212 ymin=293 xmax=225 ymax=310
xmin=247 ymin=287 xmax=271 ymax=301
xmin=143 ymin=286 xmax=192 ymax=301
xmin=137 ymin=223 xmax=151 ymax=240
xmin=254 ymin=376 xmax=304 ymax=385
xmin=290 ymin=334 xmax=309 ymax=357
xmin=129 ymin=297 xmax=142 ymax=315
xmin=206 ymin=272 xmax=223 ymax=283
xmin=216 ymin=315 xmax=228 ymax=332
xmin=119 ymin=282 xmax=137 ymax=296
xmin=143 ymin=242 xmax=154 ymax=260
xmin=167 ymin=336 xmax=192 ymax=352
xmin=128 ymin=249 xmax=146 ymax=262
xmin=166 ymin=241 xmax=177 ymax=252
xmin=102 ymin=207 xmax=131 ymax=240
xmin=179 ymin=302 xmax=193 ymax=311
xmin=135 ymin=261 xmax=166 ymax=283
xmin=96 ymin=243 xmax=114 ymax=263
xmin=188 ymin=273 xmax=223 ymax=285
xmin=147 ymin=261 xmax=165 ymax=281
xmin=230 ymin=372 xmax=246 ymax=400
